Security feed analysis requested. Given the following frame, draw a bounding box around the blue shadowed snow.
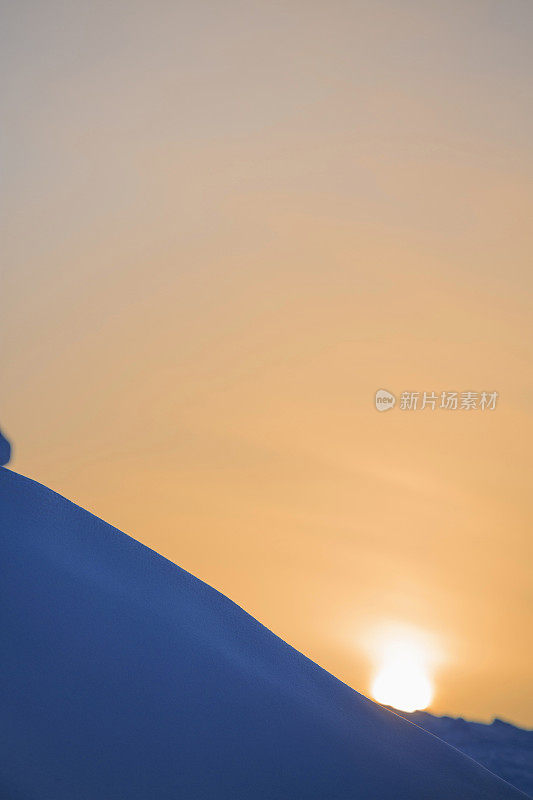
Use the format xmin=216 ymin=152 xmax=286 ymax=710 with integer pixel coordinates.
xmin=394 ymin=709 xmax=533 ymax=797
xmin=0 ymin=468 xmax=529 ymax=799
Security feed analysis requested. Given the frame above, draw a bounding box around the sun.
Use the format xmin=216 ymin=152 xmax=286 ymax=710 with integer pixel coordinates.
xmin=368 ymin=627 xmax=436 ymax=713
xmin=371 ymin=656 xmax=433 ymax=712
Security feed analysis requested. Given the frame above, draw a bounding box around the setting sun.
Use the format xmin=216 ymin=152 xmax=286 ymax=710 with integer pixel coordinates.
xmin=365 ymin=624 xmax=439 ymax=713
xmin=372 ymin=655 xmax=433 ymax=713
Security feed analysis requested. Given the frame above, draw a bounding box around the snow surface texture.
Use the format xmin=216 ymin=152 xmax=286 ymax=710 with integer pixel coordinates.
xmin=0 ymin=467 xmax=528 ymax=799
xmin=394 ymin=710 xmax=533 ymax=798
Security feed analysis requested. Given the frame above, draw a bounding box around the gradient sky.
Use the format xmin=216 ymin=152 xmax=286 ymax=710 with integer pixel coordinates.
xmin=2 ymin=0 xmax=532 ymax=725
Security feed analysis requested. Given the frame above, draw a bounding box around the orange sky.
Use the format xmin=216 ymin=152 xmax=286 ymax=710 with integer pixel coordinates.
xmin=2 ymin=0 xmax=532 ymax=726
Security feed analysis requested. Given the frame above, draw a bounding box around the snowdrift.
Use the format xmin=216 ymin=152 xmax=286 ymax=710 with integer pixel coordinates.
xmin=395 ymin=710 xmax=533 ymax=797
xmin=0 ymin=468 xmax=527 ymax=799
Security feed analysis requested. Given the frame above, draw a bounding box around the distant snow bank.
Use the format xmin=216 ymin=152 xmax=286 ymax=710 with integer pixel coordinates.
xmin=0 ymin=467 xmax=529 ymax=799
xmin=394 ymin=709 xmax=533 ymax=797
xmin=0 ymin=430 xmax=10 ymax=466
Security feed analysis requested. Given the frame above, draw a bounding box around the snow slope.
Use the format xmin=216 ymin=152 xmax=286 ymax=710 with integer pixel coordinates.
xmin=0 ymin=468 xmax=528 ymax=799
xmin=394 ymin=710 xmax=533 ymax=797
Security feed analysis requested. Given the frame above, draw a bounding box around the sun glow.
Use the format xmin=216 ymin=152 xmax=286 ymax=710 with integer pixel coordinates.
xmin=367 ymin=625 xmax=439 ymax=713
xmin=372 ymin=654 xmax=433 ymax=712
